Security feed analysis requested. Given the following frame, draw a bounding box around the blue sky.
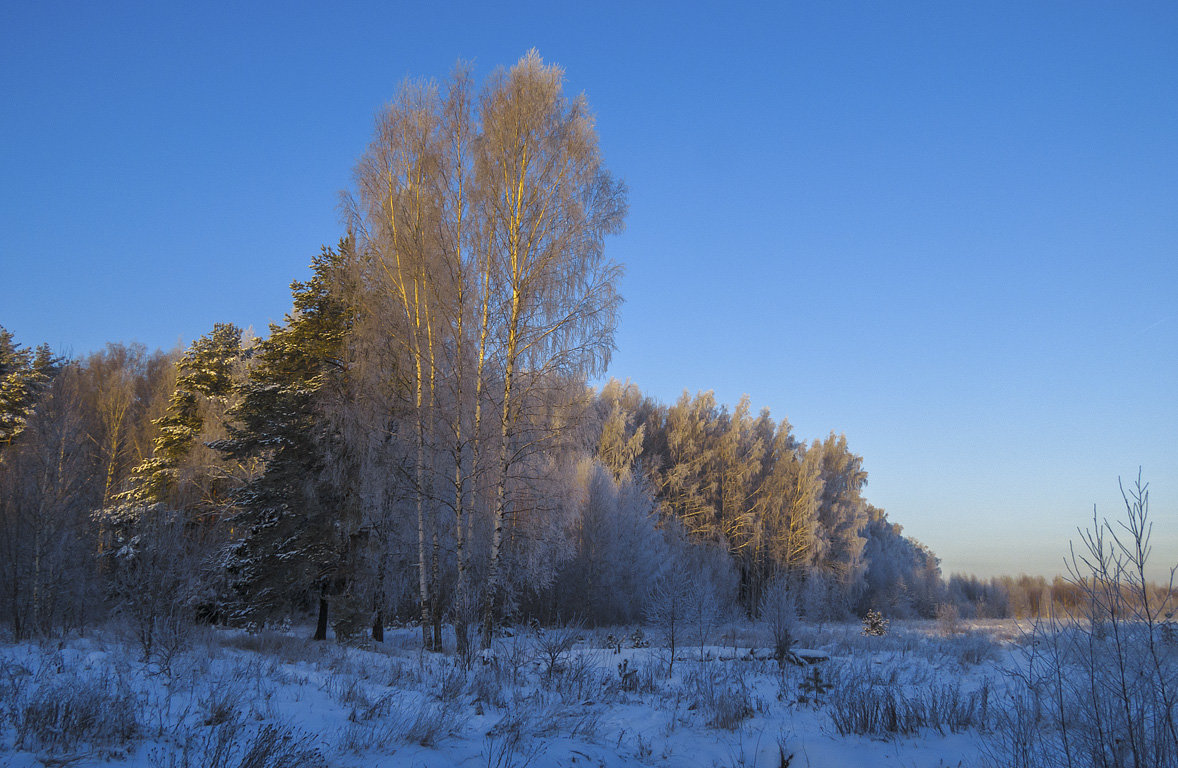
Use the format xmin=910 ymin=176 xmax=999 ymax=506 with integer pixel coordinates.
xmin=3 ymin=1 xmax=1175 ymax=579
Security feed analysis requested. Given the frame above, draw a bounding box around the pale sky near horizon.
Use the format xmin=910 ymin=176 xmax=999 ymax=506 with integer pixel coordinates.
xmin=3 ymin=2 xmax=1175 ymax=580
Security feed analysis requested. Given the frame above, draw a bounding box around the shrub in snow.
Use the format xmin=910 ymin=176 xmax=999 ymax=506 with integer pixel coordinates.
xmin=680 ymin=663 xmax=760 ymax=731
xmin=13 ymin=669 xmax=138 ymax=753
xmin=233 ymin=723 xmax=327 ymax=768
xmin=339 ymin=692 xmax=464 ymax=751
xmin=548 ymin=652 xmax=605 ymax=700
xmin=535 ymin=620 xmax=582 ymax=680
xmin=482 ymin=706 xmax=544 ymax=768
xmin=106 ymin=505 xmax=201 ymax=667
xmin=861 ymin=609 xmax=889 ymax=637
xmin=937 ymin=631 xmax=997 ymax=667
xmin=759 ymin=575 xmax=799 ymax=666
xmin=797 ymin=666 xmax=832 ymax=705
xmin=935 ymin=602 xmax=962 ymax=636
xmin=998 ymin=476 xmax=1178 ymax=768
xmin=827 ymin=662 xmax=993 ymax=736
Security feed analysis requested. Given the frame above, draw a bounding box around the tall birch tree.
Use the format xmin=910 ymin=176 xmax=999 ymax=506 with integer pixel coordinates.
xmin=476 ymin=51 xmax=625 ymax=645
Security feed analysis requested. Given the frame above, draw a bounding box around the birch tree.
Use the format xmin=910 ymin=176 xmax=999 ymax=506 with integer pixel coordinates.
xmin=352 ymin=78 xmax=450 ymax=649
xmin=476 ymin=51 xmax=625 ymax=645
xmin=349 ymin=53 xmax=625 ymax=649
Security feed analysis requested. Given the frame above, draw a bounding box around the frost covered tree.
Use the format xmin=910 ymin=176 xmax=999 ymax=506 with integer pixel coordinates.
xmin=757 ymin=422 xmax=824 ymax=577
xmin=656 ymin=390 xmax=721 ymax=534
xmin=594 ymin=379 xmax=653 ymax=483
xmin=349 ymin=52 xmax=625 ymax=649
xmin=858 ymin=505 xmax=943 ymax=618
xmin=811 ymin=433 xmax=870 ymax=598
xmin=350 ymin=74 xmax=454 ymax=649
xmin=714 ymin=396 xmax=767 ymax=607
xmin=474 ymin=51 xmax=626 ymax=647
xmin=551 ymin=458 xmax=662 ymax=624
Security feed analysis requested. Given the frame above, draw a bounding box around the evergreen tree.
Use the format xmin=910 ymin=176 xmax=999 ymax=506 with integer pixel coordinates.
xmin=114 ymin=322 xmax=247 ymax=517
xmin=216 ymin=241 xmax=361 ymax=639
xmin=0 ymin=327 xmax=57 ymax=453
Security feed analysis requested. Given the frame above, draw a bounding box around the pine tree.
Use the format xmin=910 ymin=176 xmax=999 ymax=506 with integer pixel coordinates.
xmin=114 ymin=323 xmax=246 ymax=518
xmin=216 ymin=241 xmax=360 ymax=639
xmin=0 ymin=328 xmax=57 ymax=453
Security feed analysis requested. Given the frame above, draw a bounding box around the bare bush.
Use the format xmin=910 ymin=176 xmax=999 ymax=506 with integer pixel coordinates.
xmin=106 ymin=505 xmax=201 ymax=666
xmin=935 ymin=602 xmax=962 ymax=636
xmin=236 ymin=724 xmax=327 ymax=768
xmin=13 ymin=668 xmax=139 ymax=753
xmin=482 ymin=706 xmax=544 ymax=768
xmin=680 ymin=663 xmax=760 ymax=730
xmin=535 ymin=620 xmax=582 ymax=680
xmin=997 ymin=474 xmax=1178 ymax=768
xmin=936 ymin=630 xmax=998 ymax=667
xmin=827 ymin=662 xmax=993 ymax=736
xmin=339 ymin=692 xmax=464 ymax=751
xmin=760 ymin=576 xmax=799 ymax=665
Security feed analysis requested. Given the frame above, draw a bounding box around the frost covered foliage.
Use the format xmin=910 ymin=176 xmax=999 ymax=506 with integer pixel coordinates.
xmin=646 ymin=527 xmax=737 ymax=675
xmin=995 ymin=476 xmax=1178 ymax=768
xmin=858 ymin=506 xmax=943 ymax=618
xmin=759 ymin=575 xmax=799 ymax=664
xmin=0 ymin=614 xmax=1033 ymax=768
xmin=551 ymin=459 xmax=664 ymax=624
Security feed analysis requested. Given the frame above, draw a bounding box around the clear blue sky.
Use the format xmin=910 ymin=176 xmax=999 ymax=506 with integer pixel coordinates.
xmin=3 ymin=1 xmax=1175 ymax=579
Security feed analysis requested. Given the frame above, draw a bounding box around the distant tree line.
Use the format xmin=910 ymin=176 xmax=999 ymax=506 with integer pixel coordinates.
xmin=1 ymin=53 xmax=1098 ymax=652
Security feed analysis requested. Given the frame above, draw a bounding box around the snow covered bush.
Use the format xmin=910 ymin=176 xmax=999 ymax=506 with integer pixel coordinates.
xmin=936 ymin=630 xmax=998 ymax=667
xmin=861 ymin=609 xmax=889 ymax=637
xmin=535 ymin=620 xmax=582 ymax=680
xmin=935 ymin=602 xmax=961 ymax=636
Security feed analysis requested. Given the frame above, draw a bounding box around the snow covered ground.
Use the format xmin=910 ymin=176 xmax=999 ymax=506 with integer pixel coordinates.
xmin=0 ymin=620 xmax=1024 ymax=767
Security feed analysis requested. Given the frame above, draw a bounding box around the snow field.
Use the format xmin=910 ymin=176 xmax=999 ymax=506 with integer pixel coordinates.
xmin=0 ymin=620 xmax=1021 ymax=768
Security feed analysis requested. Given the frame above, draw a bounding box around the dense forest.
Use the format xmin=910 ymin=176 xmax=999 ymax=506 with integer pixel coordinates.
xmin=0 ymin=53 xmax=1077 ymax=652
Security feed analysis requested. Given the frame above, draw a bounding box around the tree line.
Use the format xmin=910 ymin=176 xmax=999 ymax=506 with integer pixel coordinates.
xmin=3 ymin=53 xmax=979 ymax=653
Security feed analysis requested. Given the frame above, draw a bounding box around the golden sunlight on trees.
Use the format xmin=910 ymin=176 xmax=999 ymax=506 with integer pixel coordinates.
xmin=348 ymin=51 xmax=626 ymax=650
